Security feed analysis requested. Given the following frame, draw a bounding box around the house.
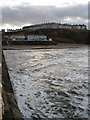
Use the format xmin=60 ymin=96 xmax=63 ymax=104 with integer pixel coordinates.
xmin=10 ymin=35 xmax=25 ymax=41
xmin=27 ymin=35 xmax=48 ymax=41
xmin=10 ymin=34 xmax=52 ymax=41
xmin=23 ymin=23 xmax=87 ymax=31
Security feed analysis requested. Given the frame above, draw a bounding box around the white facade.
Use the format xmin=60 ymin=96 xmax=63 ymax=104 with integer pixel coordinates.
xmin=72 ymin=25 xmax=80 ymax=29
xmin=10 ymin=35 xmax=25 ymax=41
xmin=10 ymin=35 xmax=52 ymax=41
xmin=7 ymin=29 xmax=22 ymax=32
xmin=27 ymin=35 xmax=48 ymax=41
xmin=23 ymin=23 xmax=86 ymax=30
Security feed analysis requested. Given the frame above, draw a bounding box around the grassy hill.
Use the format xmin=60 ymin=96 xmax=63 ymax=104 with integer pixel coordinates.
xmin=28 ymin=28 xmax=89 ymax=44
xmin=4 ymin=28 xmax=89 ymax=44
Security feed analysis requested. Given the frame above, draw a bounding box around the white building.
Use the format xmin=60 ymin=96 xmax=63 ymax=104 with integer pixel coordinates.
xmin=27 ymin=35 xmax=48 ymax=41
xmin=10 ymin=35 xmax=25 ymax=41
xmin=10 ymin=34 xmax=52 ymax=41
xmin=7 ymin=29 xmax=22 ymax=32
xmin=23 ymin=23 xmax=87 ymax=31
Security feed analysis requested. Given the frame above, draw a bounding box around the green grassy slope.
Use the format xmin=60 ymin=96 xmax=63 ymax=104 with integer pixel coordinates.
xmin=4 ymin=28 xmax=89 ymax=44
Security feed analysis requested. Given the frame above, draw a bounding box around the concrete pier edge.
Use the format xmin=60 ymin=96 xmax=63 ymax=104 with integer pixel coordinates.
xmin=2 ymin=51 xmax=24 ymax=120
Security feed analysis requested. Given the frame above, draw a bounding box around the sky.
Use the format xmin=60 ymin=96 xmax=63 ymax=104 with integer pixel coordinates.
xmin=0 ymin=0 xmax=89 ymax=30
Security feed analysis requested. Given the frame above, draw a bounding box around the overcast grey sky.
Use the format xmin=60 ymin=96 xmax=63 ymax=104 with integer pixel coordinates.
xmin=0 ymin=0 xmax=89 ymax=30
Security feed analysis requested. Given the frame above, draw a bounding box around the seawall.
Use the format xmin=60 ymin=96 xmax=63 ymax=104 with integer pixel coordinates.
xmin=2 ymin=52 xmax=24 ymax=120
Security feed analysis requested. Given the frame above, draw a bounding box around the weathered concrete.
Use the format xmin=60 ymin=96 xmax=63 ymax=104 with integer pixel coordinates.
xmin=0 ymin=82 xmax=3 ymax=120
xmin=0 ymin=36 xmax=3 ymax=120
xmin=2 ymin=53 xmax=24 ymax=120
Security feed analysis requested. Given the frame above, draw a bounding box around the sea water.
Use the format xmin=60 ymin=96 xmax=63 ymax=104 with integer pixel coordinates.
xmin=4 ymin=46 xmax=89 ymax=119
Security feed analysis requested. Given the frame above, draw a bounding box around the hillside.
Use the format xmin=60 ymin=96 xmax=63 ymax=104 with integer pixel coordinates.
xmin=4 ymin=28 xmax=89 ymax=44
xmin=27 ymin=28 xmax=89 ymax=44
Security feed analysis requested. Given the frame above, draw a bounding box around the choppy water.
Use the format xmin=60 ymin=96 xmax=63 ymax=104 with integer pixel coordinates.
xmin=4 ymin=46 xmax=89 ymax=119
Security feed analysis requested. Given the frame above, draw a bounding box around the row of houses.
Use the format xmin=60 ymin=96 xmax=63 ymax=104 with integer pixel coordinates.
xmin=2 ymin=34 xmax=53 ymax=45
xmin=7 ymin=28 xmax=22 ymax=32
xmin=23 ymin=22 xmax=87 ymax=31
xmin=6 ymin=22 xmax=87 ymax=33
xmin=5 ymin=34 xmax=52 ymax=42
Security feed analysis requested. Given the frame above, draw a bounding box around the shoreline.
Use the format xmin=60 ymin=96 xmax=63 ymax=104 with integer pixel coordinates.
xmin=2 ymin=43 xmax=88 ymax=50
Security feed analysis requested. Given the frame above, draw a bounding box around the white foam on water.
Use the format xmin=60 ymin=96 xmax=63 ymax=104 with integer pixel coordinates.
xmin=4 ymin=46 xmax=89 ymax=119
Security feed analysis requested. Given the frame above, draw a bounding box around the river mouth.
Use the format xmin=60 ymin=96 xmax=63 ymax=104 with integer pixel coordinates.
xmin=4 ymin=46 xmax=89 ymax=119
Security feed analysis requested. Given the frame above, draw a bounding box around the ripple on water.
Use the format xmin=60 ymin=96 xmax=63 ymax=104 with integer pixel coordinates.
xmin=3 ymin=47 xmax=89 ymax=119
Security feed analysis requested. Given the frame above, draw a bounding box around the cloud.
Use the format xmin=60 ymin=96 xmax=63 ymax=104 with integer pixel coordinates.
xmin=1 ymin=3 xmax=88 ymax=27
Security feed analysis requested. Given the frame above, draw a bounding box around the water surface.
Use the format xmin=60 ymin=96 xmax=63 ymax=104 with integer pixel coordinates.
xmin=4 ymin=46 xmax=89 ymax=119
